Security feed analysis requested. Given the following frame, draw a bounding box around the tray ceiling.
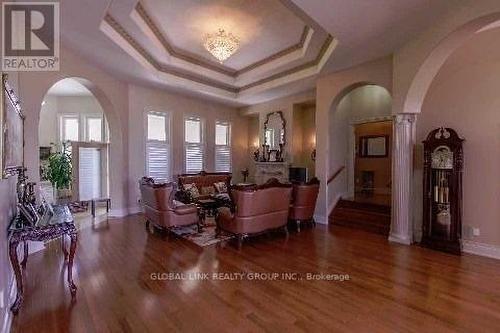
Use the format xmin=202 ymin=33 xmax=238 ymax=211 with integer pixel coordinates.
xmin=101 ymin=0 xmax=336 ymax=103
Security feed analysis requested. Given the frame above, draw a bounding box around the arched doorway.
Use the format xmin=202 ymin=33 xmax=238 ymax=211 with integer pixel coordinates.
xmin=327 ymin=83 xmax=393 ymax=234
xmin=38 ymin=78 xmax=113 ymax=223
xmin=392 ymin=13 xmax=500 ymax=244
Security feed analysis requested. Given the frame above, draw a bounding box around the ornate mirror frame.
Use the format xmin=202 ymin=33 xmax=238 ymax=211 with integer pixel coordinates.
xmin=1 ymin=73 xmax=25 ymax=178
xmin=263 ymin=111 xmax=286 ymax=148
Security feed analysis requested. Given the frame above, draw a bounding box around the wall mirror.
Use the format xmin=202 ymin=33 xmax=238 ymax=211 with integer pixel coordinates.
xmin=359 ymin=135 xmax=388 ymax=158
xmin=263 ymin=111 xmax=286 ymax=150
xmin=1 ymin=73 xmax=25 ymax=178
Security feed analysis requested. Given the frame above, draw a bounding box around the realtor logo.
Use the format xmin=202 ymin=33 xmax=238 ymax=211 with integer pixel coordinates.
xmin=2 ymin=2 xmax=60 ymax=71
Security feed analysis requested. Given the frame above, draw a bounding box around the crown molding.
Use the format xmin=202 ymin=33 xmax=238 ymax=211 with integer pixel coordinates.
xmin=101 ymin=11 xmax=337 ymax=102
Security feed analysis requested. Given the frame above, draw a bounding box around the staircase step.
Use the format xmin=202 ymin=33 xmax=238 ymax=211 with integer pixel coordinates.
xmin=330 ymin=199 xmax=391 ymax=235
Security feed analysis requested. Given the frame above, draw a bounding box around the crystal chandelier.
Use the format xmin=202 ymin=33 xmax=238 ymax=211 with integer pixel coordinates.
xmin=203 ymin=29 xmax=240 ymax=64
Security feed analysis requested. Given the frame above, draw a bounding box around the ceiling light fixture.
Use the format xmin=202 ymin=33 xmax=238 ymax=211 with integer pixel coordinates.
xmin=203 ymin=29 xmax=240 ymax=64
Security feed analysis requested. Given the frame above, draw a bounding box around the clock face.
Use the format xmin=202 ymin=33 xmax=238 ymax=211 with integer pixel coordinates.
xmin=431 ymin=146 xmax=453 ymax=169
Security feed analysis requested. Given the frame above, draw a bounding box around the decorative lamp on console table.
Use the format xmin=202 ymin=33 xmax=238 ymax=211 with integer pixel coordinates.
xmin=421 ymin=127 xmax=464 ymax=255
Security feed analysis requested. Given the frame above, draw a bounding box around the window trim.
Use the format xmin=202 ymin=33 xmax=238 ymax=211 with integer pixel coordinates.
xmin=59 ymin=113 xmax=80 ymax=142
xmin=145 ymin=111 xmax=172 ymax=182
xmin=215 ymin=120 xmax=231 ymax=172
xmin=84 ymin=113 xmax=105 ymax=143
xmin=183 ymin=115 xmax=205 ymax=173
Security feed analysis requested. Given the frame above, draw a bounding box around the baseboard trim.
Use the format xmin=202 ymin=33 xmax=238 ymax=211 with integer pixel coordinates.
xmin=463 ymin=240 xmax=500 ymax=260
xmin=388 ymin=233 xmax=412 ymax=245
xmin=108 ymin=206 xmax=143 ymax=218
xmin=313 ymin=214 xmax=327 ymax=225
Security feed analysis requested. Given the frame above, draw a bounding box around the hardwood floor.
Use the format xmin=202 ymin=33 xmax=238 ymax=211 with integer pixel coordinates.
xmin=10 ymin=214 xmax=500 ymax=332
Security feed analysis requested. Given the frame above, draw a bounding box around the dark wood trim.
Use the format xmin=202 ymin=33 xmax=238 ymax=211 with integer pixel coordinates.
xmin=327 ymin=166 xmax=345 ymax=185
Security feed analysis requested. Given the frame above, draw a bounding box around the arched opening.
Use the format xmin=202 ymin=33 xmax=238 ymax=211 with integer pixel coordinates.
xmin=38 ymin=78 xmax=112 ymax=224
xmin=411 ymin=26 xmax=500 ymax=247
xmin=327 ymin=83 xmax=393 ymax=234
xmin=395 ymin=13 xmax=500 ymax=244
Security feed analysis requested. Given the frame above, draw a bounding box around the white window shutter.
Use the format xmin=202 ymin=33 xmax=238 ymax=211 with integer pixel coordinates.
xmin=79 ymin=147 xmax=101 ymax=201
xmin=185 ymin=143 xmax=204 ymax=173
xmin=215 ymin=146 xmax=231 ymax=172
xmin=147 ymin=142 xmax=170 ymax=182
xmin=146 ymin=112 xmax=171 ymax=182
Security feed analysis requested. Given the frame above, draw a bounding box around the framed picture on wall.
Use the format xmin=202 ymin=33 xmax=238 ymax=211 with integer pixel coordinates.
xmin=359 ymin=135 xmax=388 ymax=158
xmin=1 ymin=73 xmax=25 ymax=178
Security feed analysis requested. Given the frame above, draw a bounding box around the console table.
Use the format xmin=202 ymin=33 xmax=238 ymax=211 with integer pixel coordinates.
xmin=8 ymin=205 xmax=78 ymax=314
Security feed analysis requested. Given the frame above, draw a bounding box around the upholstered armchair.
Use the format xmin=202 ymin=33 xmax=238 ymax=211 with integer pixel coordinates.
xmin=216 ymin=178 xmax=292 ymax=248
xmin=139 ymin=177 xmax=199 ymax=232
xmin=289 ymin=178 xmax=320 ymax=231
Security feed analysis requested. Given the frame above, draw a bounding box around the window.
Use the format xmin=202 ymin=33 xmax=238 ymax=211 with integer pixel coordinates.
xmin=184 ymin=117 xmax=204 ymax=173
xmin=215 ymin=121 xmax=231 ymax=172
xmin=60 ymin=115 xmax=79 ymax=142
xmin=146 ymin=112 xmax=171 ymax=182
xmin=86 ymin=116 xmax=103 ymax=142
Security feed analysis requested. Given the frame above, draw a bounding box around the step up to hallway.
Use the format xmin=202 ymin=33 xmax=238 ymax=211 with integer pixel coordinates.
xmin=329 ymin=198 xmax=391 ymax=236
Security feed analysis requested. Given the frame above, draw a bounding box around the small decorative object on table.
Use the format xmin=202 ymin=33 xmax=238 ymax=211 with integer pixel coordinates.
xmin=253 ymin=148 xmax=260 ymax=161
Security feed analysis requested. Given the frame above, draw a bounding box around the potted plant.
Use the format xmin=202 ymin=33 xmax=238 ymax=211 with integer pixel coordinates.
xmin=47 ymin=142 xmax=73 ymax=199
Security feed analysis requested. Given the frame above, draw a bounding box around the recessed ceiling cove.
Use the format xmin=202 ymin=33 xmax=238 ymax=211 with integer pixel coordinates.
xmin=100 ymin=0 xmax=337 ymax=102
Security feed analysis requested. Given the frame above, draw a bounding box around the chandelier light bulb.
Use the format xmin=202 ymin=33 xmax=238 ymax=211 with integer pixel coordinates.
xmin=204 ymin=28 xmax=240 ymax=64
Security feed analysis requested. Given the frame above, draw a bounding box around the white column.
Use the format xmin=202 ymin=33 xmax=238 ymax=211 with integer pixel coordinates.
xmin=389 ymin=114 xmax=417 ymax=245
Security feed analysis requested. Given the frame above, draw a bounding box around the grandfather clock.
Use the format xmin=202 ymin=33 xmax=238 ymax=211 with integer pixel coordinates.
xmin=421 ymin=127 xmax=464 ymax=255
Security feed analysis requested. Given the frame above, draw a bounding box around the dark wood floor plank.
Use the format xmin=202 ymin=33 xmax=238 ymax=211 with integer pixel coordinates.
xmin=10 ymin=214 xmax=500 ymax=332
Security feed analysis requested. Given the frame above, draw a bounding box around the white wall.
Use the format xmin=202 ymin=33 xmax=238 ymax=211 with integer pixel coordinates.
xmin=127 ymin=84 xmax=250 ymax=208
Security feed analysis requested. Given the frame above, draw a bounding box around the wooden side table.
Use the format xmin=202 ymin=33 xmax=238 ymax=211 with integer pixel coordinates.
xmin=8 ymin=205 xmax=78 ymax=314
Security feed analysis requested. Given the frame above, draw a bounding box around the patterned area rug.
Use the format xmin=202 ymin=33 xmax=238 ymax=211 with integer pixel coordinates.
xmin=171 ymin=219 xmax=234 ymax=247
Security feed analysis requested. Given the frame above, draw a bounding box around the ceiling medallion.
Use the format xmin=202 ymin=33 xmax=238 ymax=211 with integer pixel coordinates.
xmin=203 ymin=29 xmax=240 ymax=64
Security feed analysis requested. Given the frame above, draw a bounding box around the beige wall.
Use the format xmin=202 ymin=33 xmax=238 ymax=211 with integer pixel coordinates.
xmin=292 ymin=104 xmax=316 ymax=179
xmin=240 ymin=89 xmax=316 ymax=164
xmin=127 ymin=84 xmax=249 ymax=208
xmin=247 ymin=116 xmax=260 ymax=183
xmin=415 ymin=27 xmax=500 ymax=246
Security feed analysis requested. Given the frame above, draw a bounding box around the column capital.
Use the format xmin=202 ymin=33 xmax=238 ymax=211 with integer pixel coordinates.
xmin=394 ymin=113 xmax=417 ymax=125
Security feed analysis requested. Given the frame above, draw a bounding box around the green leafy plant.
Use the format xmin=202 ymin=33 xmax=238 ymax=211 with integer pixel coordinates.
xmin=47 ymin=142 xmax=72 ymax=190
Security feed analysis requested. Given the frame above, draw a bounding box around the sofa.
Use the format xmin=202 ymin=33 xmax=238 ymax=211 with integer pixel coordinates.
xmin=289 ymin=178 xmax=320 ymax=231
xmin=216 ymin=178 xmax=292 ymax=248
xmin=177 ymin=171 xmax=232 ymax=202
xmin=139 ymin=177 xmax=199 ymax=232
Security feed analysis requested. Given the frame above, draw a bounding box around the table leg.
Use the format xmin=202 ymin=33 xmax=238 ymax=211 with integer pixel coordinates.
xmin=9 ymin=240 xmax=23 ymax=314
xmin=68 ymin=231 xmax=78 ymax=297
xmin=106 ymin=199 xmax=110 ymax=213
xmin=61 ymin=235 xmax=68 ymax=259
xmin=91 ymin=200 xmax=96 ymax=218
xmin=20 ymin=241 xmax=28 ymax=269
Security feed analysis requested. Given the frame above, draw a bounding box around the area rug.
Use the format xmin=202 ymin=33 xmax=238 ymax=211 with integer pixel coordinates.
xmin=171 ymin=219 xmax=234 ymax=247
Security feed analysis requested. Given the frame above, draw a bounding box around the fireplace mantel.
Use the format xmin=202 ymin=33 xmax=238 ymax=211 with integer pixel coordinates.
xmin=254 ymin=161 xmax=290 ymax=184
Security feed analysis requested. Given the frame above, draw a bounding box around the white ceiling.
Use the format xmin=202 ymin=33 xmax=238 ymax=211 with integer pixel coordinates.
xmin=142 ymin=0 xmax=305 ymax=69
xmin=46 ymin=78 xmax=93 ymax=97
xmin=57 ymin=0 xmax=457 ymax=106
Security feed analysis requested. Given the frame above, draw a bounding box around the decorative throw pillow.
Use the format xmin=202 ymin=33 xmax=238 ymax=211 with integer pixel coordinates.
xmin=183 ymin=183 xmax=200 ymax=199
xmin=214 ymin=181 xmax=228 ymax=194
xmin=201 ymin=186 xmax=216 ymax=196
